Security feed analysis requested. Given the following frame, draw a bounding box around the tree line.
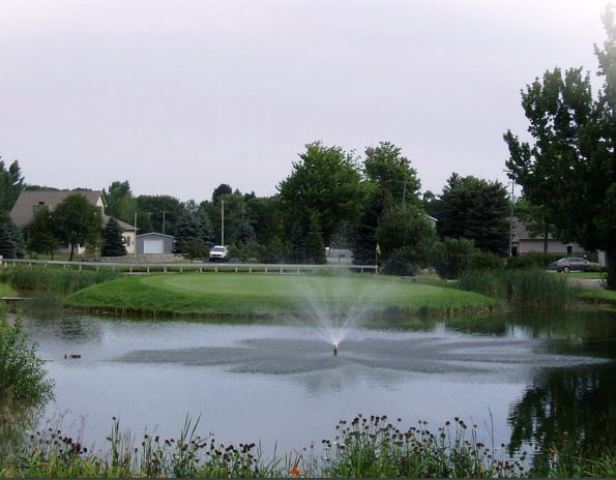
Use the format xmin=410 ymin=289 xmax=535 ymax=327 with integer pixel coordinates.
xmin=2 ymin=6 xmax=616 ymax=288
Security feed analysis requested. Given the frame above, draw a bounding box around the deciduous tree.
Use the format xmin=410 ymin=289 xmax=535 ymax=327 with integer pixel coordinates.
xmin=53 ymin=194 xmax=102 ymax=261
xmin=504 ymin=6 xmax=616 ymax=287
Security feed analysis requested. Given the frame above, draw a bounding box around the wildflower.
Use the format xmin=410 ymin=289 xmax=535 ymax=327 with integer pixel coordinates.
xmin=289 ymin=465 xmax=302 ymax=477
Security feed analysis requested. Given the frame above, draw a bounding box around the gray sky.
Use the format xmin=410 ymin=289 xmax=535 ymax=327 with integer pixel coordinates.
xmin=0 ymin=0 xmax=608 ymax=201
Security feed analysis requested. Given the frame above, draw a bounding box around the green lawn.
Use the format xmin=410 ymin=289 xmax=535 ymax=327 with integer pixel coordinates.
xmin=562 ymin=271 xmax=607 ymax=280
xmin=0 ymin=282 xmax=17 ymax=318
xmin=0 ymin=282 xmax=16 ymax=298
xmin=66 ymin=273 xmax=500 ymax=318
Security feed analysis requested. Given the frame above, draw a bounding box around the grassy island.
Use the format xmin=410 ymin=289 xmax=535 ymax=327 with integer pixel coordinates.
xmin=65 ymin=273 xmax=500 ymax=318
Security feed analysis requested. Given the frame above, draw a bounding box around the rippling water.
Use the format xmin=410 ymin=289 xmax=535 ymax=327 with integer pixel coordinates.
xmin=20 ymin=309 xmax=616 ymax=455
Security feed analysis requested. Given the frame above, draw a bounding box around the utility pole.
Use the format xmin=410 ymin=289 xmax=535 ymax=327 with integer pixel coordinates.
xmin=162 ymin=209 xmax=166 ymax=235
xmin=509 ymin=179 xmax=515 ymax=257
xmin=221 ymin=199 xmax=225 ymax=245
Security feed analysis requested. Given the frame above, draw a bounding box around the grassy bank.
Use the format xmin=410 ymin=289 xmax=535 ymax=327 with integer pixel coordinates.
xmin=2 ymin=414 xmax=614 ymax=478
xmin=0 ymin=283 xmax=16 ymax=318
xmin=66 ymin=273 xmax=501 ymax=318
xmin=578 ymin=288 xmax=616 ymax=310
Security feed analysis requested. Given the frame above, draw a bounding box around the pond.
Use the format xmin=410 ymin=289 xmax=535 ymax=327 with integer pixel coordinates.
xmin=19 ymin=308 xmax=616 ymax=456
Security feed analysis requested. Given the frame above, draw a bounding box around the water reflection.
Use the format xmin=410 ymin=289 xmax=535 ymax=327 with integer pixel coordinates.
xmin=508 ymin=362 xmax=616 ymax=468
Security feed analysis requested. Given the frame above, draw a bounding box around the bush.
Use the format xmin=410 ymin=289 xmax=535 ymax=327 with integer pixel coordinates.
xmin=431 ymin=238 xmax=476 ymax=279
xmin=459 ymin=268 xmax=572 ymax=309
xmin=468 ymin=251 xmax=505 ymax=270
xmin=0 ymin=267 xmax=120 ymax=296
xmin=228 ymin=241 xmax=265 ymax=263
xmin=0 ymin=319 xmax=53 ymax=402
xmin=507 ymin=252 xmax=562 ymax=269
xmin=380 ymin=246 xmax=419 ymax=276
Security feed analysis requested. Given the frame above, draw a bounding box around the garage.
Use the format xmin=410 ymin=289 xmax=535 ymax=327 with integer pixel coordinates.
xmin=136 ymin=232 xmax=175 ymax=255
xmin=143 ymin=238 xmax=164 ymax=254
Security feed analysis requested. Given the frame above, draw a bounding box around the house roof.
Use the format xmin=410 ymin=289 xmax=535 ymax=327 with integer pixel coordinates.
xmin=10 ymin=190 xmax=105 ymax=226
xmin=511 ymin=216 xmax=555 ymax=241
xmin=103 ymin=215 xmax=137 ymax=232
xmin=136 ymin=232 xmax=174 ymax=239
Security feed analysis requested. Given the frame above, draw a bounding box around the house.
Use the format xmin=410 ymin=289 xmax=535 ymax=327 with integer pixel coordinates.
xmin=10 ymin=190 xmax=137 ymax=255
xmin=511 ymin=216 xmax=585 ymax=256
xmin=136 ymin=232 xmax=175 ymax=254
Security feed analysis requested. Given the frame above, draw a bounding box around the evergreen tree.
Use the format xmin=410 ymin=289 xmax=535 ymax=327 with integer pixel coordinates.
xmin=0 ymin=222 xmax=15 ymax=259
xmin=102 ymin=218 xmax=127 ymax=257
xmin=0 ymin=159 xmax=24 ymax=217
xmin=436 ymin=173 xmax=510 ymax=255
xmin=305 ymin=211 xmax=326 ymax=264
xmin=10 ymin=223 xmax=26 ymax=259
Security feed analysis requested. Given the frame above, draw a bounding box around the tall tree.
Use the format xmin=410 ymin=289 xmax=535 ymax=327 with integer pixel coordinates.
xmin=514 ymin=197 xmax=554 ymax=254
xmin=364 ymin=141 xmax=421 ymax=209
xmin=304 ymin=211 xmax=326 ymax=264
xmin=504 ymin=6 xmax=616 ymax=288
xmin=0 ymin=159 xmax=24 ymax=218
xmin=375 ymin=205 xmax=436 ymax=268
xmin=436 ymin=173 xmax=510 ymax=255
xmin=53 ymin=194 xmax=102 ymax=261
xmin=27 ymin=206 xmax=58 ymax=259
xmin=278 ymin=141 xmax=365 ymax=245
xmin=102 ymin=218 xmax=127 ymax=257
xmin=136 ymin=195 xmax=182 ymax=235
xmin=352 ymin=142 xmax=421 ymax=264
xmin=105 ymin=180 xmax=137 ymax=224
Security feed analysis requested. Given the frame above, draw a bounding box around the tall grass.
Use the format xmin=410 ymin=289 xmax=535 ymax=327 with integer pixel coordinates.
xmin=0 ymin=267 xmax=120 ymax=296
xmin=459 ymin=269 xmax=574 ymax=309
xmin=3 ymin=413 xmax=616 ymax=477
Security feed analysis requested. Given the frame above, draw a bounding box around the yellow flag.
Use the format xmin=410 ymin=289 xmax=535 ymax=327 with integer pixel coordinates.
xmin=376 ymin=243 xmax=381 ymax=256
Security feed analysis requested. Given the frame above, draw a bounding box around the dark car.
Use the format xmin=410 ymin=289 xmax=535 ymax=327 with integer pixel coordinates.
xmin=549 ymin=256 xmax=601 ymax=273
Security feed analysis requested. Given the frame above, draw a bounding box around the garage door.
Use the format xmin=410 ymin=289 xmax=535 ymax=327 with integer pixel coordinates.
xmin=143 ymin=239 xmax=164 ymax=254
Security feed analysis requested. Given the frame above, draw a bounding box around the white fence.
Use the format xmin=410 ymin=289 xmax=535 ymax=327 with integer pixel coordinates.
xmin=1 ymin=258 xmax=378 ymax=274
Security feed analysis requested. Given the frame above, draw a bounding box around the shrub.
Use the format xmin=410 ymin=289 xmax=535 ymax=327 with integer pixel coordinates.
xmin=507 ymin=252 xmax=562 ymax=269
xmin=431 ymin=238 xmax=476 ymax=279
xmin=228 ymin=241 xmax=265 ymax=263
xmin=468 ymin=251 xmax=505 ymax=270
xmin=381 ymin=246 xmax=419 ymax=276
xmin=0 ymin=319 xmax=53 ymax=403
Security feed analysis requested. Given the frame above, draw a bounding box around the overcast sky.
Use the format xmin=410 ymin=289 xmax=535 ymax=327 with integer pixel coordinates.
xmin=0 ymin=0 xmax=608 ymax=201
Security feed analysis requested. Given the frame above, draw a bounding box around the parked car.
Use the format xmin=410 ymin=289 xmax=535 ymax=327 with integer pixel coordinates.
xmin=549 ymin=256 xmax=601 ymax=272
xmin=208 ymin=245 xmax=229 ymax=262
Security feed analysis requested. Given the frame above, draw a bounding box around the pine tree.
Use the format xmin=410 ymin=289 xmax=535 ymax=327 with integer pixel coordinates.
xmin=10 ymin=223 xmax=26 ymax=258
xmin=102 ymin=218 xmax=127 ymax=257
xmin=0 ymin=222 xmax=15 ymax=259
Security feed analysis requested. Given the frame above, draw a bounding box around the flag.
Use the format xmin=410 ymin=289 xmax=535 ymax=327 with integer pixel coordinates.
xmin=376 ymin=243 xmax=381 ymax=256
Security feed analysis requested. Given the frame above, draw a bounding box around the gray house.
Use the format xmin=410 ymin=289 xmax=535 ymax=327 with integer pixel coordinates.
xmin=136 ymin=233 xmax=175 ymax=254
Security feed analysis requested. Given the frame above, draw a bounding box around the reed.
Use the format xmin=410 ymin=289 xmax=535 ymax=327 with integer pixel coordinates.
xmin=459 ymin=269 xmax=574 ymax=309
xmin=0 ymin=267 xmax=119 ymax=296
